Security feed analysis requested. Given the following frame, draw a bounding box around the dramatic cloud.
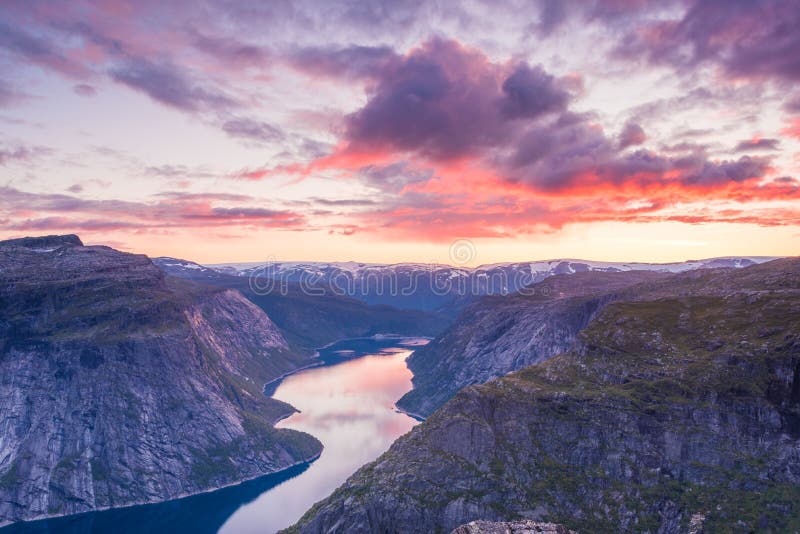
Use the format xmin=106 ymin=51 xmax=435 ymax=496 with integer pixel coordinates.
xmin=616 ymin=0 xmax=800 ymax=82
xmin=783 ymin=119 xmax=800 ymax=140
xmin=500 ymin=64 xmax=570 ymax=119
xmin=190 ymin=31 xmax=270 ymax=66
xmin=785 ymin=96 xmax=800 ymax=113
xmin=618 ymin=121 xmax=647 ymax=149
xmin=344 ymin=39 xmax=572 ymax=160
xmin=221 ymin=117 xmax=285 ymax=144
xmin=505 ymin=116 xmax=772 ymax=192
xmin=1 ymin=0 xmax=798 ymax=247
xmin=0 ymin=145 xmax=50 ymax=165
xmin=303 ymin=39 xmax=779 ymax=200
xmin=348 ymin=170 xmax=800 ymax=241
xmin=735 ymin=138 xmax=781 ymax=152
xmin=309 ymin=197 xmax=377 ymax=207
xmin=288 ymin=45 xmax=397 ymax=80
xmin=0 ymin=21 xmax=85 ymax=77
xmin=0 ymin=186 xmax=307 ymax=235
xmin=358 ymin=161 xmax=434 ymax=193
xmin=110 ymin=58 xmax=236 ymax=112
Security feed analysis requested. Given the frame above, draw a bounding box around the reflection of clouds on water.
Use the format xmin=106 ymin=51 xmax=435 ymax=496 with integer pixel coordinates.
xmin=221 ymin=339 xmax=420 ymax=534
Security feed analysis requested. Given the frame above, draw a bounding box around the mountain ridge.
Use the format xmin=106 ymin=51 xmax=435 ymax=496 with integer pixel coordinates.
xmin=200 ymin=256 xmax=777 ymax=312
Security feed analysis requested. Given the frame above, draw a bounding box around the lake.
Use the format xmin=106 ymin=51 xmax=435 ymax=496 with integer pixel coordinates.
xmin=2 ymin=336 xmax=426 ymax=534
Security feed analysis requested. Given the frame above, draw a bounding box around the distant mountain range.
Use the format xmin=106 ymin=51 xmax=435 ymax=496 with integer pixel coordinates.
xmin=160 ymin=256 xmax=776 ymax=313
xmin=152 ymin=258 xmax=449 ymax=350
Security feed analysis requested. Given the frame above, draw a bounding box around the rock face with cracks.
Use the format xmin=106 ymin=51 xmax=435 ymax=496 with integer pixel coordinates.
xmin=0 ymin=235 xmax=322 ymax=526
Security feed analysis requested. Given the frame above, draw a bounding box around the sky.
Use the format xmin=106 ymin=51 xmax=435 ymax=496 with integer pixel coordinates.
xmin=1 ymin=0 xmax=799 ymax=266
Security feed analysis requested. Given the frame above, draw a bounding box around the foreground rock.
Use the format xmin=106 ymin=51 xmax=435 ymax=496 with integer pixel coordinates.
xmin=287 ymin=259 xmax=800 ymax=533
xmin=0 ymin=236 xmax=322 ymax=526
xmin=451 ymin=520 xmax=575 ymax=533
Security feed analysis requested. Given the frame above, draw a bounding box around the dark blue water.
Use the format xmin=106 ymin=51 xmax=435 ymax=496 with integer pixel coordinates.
xmin=1 ymin=337 xmax=426 ymax=534
xmin=0 ymin=465 xmax=309 ymax=534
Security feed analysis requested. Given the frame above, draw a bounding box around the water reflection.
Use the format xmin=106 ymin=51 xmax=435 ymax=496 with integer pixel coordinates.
xmin=2 ymin=337 xmax=425 ymax=534
xmin=219 ymin=336 xmax=424 ymax=533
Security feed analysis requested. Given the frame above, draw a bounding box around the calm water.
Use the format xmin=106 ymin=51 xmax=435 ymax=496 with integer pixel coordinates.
xmin=2 ymin=336 xmax=426 ymax=534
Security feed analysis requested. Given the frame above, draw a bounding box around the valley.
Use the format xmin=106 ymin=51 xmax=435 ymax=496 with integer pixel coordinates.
xmin=1 ymin=235 xmax=796 ymax=533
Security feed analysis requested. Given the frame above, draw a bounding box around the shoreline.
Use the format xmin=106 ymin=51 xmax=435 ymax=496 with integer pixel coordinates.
xmin=264 ymin=333 xmax=431 ymax=398
xmin=0 ymin=450 xmax=323 ymax=531
xmin=263 ymin=359 xmax=326 ymax=396
xmin=393 ymin=404 xmax=427 ymax=422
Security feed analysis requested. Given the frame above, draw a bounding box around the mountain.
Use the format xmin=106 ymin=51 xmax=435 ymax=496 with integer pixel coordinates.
xmin=396 ymin=257 xmax=778 ymax=418
xmin=0 ymin=236 xmax=322 ymax=526
xmin=396 ymin=270 xmax=671 ymax=418
xmin=207 ymin=257 xmax=774 ymax=312
xmin=286 ymin=259 xmax=800 ymax=533
xmin=153 ymin=257 xmax=450 ymax=350
xmin=152 ymin=257 xmax=225 ymax=282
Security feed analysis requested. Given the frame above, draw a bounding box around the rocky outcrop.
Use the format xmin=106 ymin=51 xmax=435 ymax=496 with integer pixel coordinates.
xmin=397 ymin=270 xmax=668 ymax=418
xmin=287 ymin=259 xmax=800 ymax=533
xmin=0 ymin=236 xmax=322 ymax=526
xmin=451 ymin=521 xmax=575 ymax=534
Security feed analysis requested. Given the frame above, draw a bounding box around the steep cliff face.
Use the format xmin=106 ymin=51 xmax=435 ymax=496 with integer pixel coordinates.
xmin=288 ymin=259 xmax=800 ymax=533
xmin=0 ymin=236 xmax=322 ymax=526
xmin=397 ymin=270 xmax=668 ymax=418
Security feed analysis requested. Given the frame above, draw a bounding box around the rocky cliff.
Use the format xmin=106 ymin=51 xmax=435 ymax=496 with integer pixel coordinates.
xmin=0 ymin=235 xmax=322 ymax=526
xmin=397 ymin=270 xmax=668 ymax=418
xmin=287 ymin=259 xmax=800 ymax=533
